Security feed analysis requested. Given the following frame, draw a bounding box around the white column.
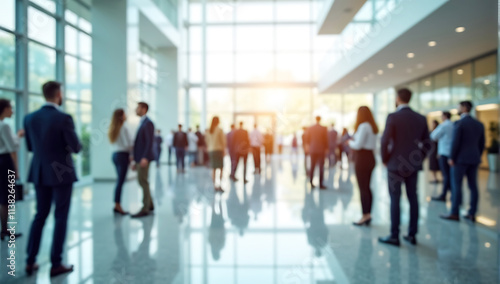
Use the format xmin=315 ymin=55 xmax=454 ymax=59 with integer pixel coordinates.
xmin=156 ymin=47 xmax=179 ymax=162
xmin=91 ymin=0 xmax=128 ymax=180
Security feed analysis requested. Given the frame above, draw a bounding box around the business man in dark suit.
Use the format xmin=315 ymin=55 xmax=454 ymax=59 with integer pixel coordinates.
xmin=379 ymin=88 xmax=430 ymax=247
xmin=441 ymin=101 xmax=485 ymax=222
xmin=25 ymin=81 xmax=81 ymax=277
xmin=232 ymin=122 xmax=250 ymax=184
xmin=327 ymin=123 xmax=338 ymax=167
xmin=173 ymin=124 xmax=188 ymax=173
xmin=131 ymin=102 xmax=156 ymax=218
xmin=308 ymin=116 xmax=328 ymax=189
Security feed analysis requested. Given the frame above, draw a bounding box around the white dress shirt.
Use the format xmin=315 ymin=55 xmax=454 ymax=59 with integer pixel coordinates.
xmin=0 ymin=120 xmax=19 ymax=154
xmin=111 ymin=124 xmax=133 ymax=153
xmin=348 ymin=122 xmax=377 ymax=151
xmin=430 ymin=119 xmax=453 ymax=157
xmin=249 ymin=129 xmax=263 ymax=147
xmin=187 ymin=132 xmax=199 ymax=152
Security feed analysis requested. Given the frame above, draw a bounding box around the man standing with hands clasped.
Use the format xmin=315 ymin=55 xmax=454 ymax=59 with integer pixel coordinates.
xmin=440 ymin=101 xmax=485 ymax=223
xmin=131 ymin=102 xmax=156 ymax=218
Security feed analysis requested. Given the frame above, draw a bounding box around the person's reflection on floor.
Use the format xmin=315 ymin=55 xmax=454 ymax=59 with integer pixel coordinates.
xmin=173 ymin=176 xmax=190 ymax=223
xmin=250 ymin=175 xmax=263 ymax=221
xmin=131 ymin=217 xmax=155 ymax=283
xmin=155 ymin=169 xmax=164 ymax=206
xmin=305 ymin=190 xmax=328 ymax=257
xmin=338 ymin=167 xmax=354 ymax=211
xmin=387 ymin=246 xmax=401 ymax=284
xmin=209 ymin=196 xmax=226 ymax=261
xmin=112 ymin=215 xmax=131 ymax=282
xmin=352 ymin=232 xmax=374 ymax=284
xmin=464 ymin=226 xmax=481 ymax=283
xmin=291 ymin=155 xmax=298 ymax=182
xmin=263 ymin=168 xmax=276 ymax=204
xmin=226 ymin=183 xmax=250 ymax=236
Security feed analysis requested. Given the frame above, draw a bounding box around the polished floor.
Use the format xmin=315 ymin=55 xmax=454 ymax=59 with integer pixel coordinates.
xmin=1 ymin=155 xmax=499 ymax=284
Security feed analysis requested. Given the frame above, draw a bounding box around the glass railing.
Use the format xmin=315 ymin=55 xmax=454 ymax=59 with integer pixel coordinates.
xmin=153 ymin=0 xmax=179 ymax=28
xmin=319 ymin=0 xmax=404 ymax=75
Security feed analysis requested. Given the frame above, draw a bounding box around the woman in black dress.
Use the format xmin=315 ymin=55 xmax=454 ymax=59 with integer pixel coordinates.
xmin=429 ymin=120 xmax=440 ymax=183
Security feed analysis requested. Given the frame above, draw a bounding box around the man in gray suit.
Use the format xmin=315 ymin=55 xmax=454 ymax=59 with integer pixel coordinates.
xmin=327 ymin=123 xmax=338 ymax=167
xmin=307 ymin=116 xmax=329 ymax=189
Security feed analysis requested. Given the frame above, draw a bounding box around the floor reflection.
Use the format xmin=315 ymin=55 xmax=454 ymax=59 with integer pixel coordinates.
xmin=1 ymin=156 xmax=499 ymax=284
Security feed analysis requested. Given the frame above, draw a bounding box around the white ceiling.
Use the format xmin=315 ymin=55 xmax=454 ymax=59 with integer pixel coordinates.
xmin=321 ymin=0 xmax=498 ymax=94
xmin=139 ymin=13 xmax=176 ymax=49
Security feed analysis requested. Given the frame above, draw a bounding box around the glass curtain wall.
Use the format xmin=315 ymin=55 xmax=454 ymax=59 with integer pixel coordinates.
xmin=183 ymin=0 xmax=372 ymax=142
xmin=0 ymin=0 xmax=93 ymax=180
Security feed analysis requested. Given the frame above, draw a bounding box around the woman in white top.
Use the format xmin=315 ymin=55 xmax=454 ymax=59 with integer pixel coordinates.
xmin=348 ymin=106 xmax=378 ymax=226
xmin=0 ymin=99 xmax=24 ymax=240
xmin=108 ymin=109 xmax=133 ymax=215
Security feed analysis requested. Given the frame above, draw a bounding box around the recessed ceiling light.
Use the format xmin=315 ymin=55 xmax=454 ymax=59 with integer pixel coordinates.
xmin=407 ymin=68 xmax=413 ymax=73
xmin=484 ymin=79 xmax=491 ymax=85
xmin=417 ymin=63 xmax=424 ymax=69
xmin=457 ymin=69 xmax=464 ymax=75
xmin=455 ymin=26 xmax=465 ymax=33
xmin=424 ymin=80 xmax=431 ymax=86
xmin=387 ymin=63 xmax=394 ymax=69
xmin=428 ymin=41 xmax=437 ymax=47
xmin=407 ymin=53 xmax=415 ymax=58
xmin=355 ymin=81 xmax=360 ymax=87
xmin=363 ymin=77 xmax=368 ymax=82
xmin=377 ymin=69 xmax=384 ymax=75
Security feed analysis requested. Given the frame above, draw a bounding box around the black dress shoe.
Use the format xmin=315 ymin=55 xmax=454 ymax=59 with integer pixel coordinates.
xmin=25 ymin=263 xmax=39 ymax=276
xmin=131 ymin=211 xmax=150 ymax=218
xmin=431 ymin=196 xmax=446 ymax=202
xmin=243 ymin=179 xmax=249 ymax=184
xmin=1 ymin=231 xmax=22 ymax=241
xmin=113 ymin=208 xmax=129 ymax=215
xmin=440 ymin=214 xmax=459 ymax=221
xmin=50 ymin=264 xmax=74 ymax=277
xmin=215 ymin=187 xmax=225 ymax=193
xmin=403 ymin=235 xmax=417 ymax=245
xmin=463 ymin=214 xmax=476 ymax=223
xmin=319 ymin=185 xmax=327 ymax=190
xmin=378 ymin=235 xmax=400 ymax=247
xmin=310 ymin=183 xmax=316 ymax=188
xmin=353 ymin=218 xmax=371 ymax=226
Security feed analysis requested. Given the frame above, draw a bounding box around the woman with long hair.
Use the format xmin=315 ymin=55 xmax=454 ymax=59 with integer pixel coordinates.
xmin=0 ymin=99 xmax=24 ymax=240
xmin=349 ymin=106 xmax=378 ymax=226
xmin=205 ymin=116 xmax=226 ymax=192
xmin=108 ymin=109 xmax=133 ymax=215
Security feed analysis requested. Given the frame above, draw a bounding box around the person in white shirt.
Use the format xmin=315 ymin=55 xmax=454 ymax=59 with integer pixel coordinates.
xmin=0 ymin=99 xmax=24 ymax=241
xmin=249 ymin=124 xmax=264 ymax=174
xmin=108 ymin=108 xmax=133 ymax=215
xmin=430 ymin=111 xmax=453 ymax=201
xmin=187 ymin=128 xmax=199 ymax=167
xmin=349 ymin=106 xmax=378 ymax=226
xmin=166 ymin=130 xmax=174 ymax=165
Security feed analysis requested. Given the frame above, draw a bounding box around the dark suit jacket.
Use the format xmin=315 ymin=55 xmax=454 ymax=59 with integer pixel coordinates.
xmin=307 ymin=124 xmax=328 ymax=155
xmin=328 ymin=130 xmax=338 ymax=148
xmin=381 ymin=107 xmax=430 ymax=174
xmin=173 ymin=131 xmax=188 ymax=148
xmin=133 ymin=117 xmax=156 ymax=163
xmin=24 ymin=105 xmax=82 ymax=186
xmin=450 ymin=115 xmax=485 ymax=165
xmin=226 ymin=130 xmax=235 ymax=154
xmin=233 ymin=128 xmax=250 ymax=154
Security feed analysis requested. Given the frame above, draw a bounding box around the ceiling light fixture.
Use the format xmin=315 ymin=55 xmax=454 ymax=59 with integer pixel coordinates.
xmin=387 ymin=63 xmax=394 ymax=69
xmin=428 ymin=41 xmax=436 ymax=47
xmin=424 ymin=80 xmax=431 ymax=86
xmin=455 ymin=26 xmax=465 ymax=33
xmin=377 ymin=70 xmax=384 ymax=75
xmin=355 ymin=81 xmax=360 ymax=87
xmin=407 ymin=53 xmax=415 ymax=58
xmin=484 ymin=79 xmax=491 ymax=85
xmin=457 ymin=69 xmax=464 ymax=75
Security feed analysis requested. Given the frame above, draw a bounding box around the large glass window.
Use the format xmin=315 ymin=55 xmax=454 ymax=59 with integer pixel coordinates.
xmin=419 ymin=77 xmax=434 ymax=110
xmin=451 ymin=63 xmax=472 ymax=105
xmin=0 ymin=30 xmax=16 ymax=88
xmin=434 ymin=70 xmax=451 ymax=108
xmin=28 ymin=42 xmax=56 ymax=93
xmin=28 ymin=6 xmax=56 ymax=47
xmin=474 ymin=54 xmax=497 ymax=100
xmin=0 ymin=0 xmax=16 ymax=31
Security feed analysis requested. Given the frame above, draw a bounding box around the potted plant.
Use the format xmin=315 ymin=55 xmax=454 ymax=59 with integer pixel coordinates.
xmin=487 ymin=121 xmax=499 ymax=172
